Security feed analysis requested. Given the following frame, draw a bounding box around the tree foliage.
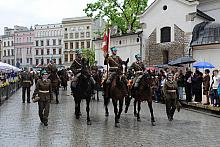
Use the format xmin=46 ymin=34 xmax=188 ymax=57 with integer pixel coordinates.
xmin=84 ymin=0 xmax=148 ymax=34
xmin=82 ymin=48 xmax=95 ymax=65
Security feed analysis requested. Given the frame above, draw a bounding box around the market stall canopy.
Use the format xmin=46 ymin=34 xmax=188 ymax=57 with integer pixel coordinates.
xmin=193 ymin=62 xmax=215 ymax=69
xmin=0 ymin=62 xmax=21 ymax=72
xmin=168 ymin=56 xmax=196 ymax=66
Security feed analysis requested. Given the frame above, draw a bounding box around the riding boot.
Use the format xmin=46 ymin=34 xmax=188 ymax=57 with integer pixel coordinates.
xmin=134 ymin=75 xmax=143 ymax=89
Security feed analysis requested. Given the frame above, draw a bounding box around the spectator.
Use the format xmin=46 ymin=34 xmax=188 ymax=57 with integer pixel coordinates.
xmin=185 ymin=71 xmax=193 ymax=102
xmin=176 ymin=70 xmax=185 ymax=100
xmin=192 ymin=70 xmax=203 ymax=103
xmin=203 ymin=69 xmax=210 ymax=105
xmin=210 ymin=70 xmax=220 ymax=106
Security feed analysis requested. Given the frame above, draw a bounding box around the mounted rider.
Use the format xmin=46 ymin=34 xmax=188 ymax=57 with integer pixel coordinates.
xmin=70 ymin=49 xmax=96 ymax=89
xmin=129 ymin=54 xmax=145 ymax=89
xmin=46 ymin=60 xmax=61 ymax=83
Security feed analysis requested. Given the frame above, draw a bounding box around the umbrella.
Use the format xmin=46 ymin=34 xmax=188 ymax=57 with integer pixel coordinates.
xmin=168 ymin=56 xmax=196 ymax=66
xmin=193 ymin=62 xmax=215 ymax=69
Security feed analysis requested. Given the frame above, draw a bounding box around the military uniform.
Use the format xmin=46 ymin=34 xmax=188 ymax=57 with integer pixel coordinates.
xmin=32 ymin=78 xmax=53 ymax=126
xmin=163 ymin=78 xmax=178 ymax=121
xmin=129 ymin=61 xmax=145 ymax=88
xmin=20 ymin=71 xmax=33 ymax=103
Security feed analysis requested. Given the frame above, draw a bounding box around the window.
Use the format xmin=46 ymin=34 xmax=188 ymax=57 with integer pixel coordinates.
xmin=161 ymin=27 xmax=171 ymax=43
xmin=86 ymin=41 xmax=90 ymax=48
xmin=69 ymin=33 xmax=73 ymax=39
xmin=64 ymin=34 xmax=68 ymax=39
xmin=162 ymin=50 xmax=169 ymax=64
xmin=30 ymin=48 xmax=32 ymax=54
xmin=65 ymin=54 xmax=68 ymax=62
xmin=65 ymin=43 xmax=68 ymax=49
xmin=11 ymin=41 xmax=13 ymax=46
xmin=70 ymin=42 xmax=73 ymax=49
xmin=80 ymin=32 xmax=84 ymax=38
xmin=75 ymin=33 xmax=79 ymax=38
xmin=70 ymin=54 xmax=73 ymax=61
xmin=65 ymin=28 xmax=67 ymax=31
xmin=30 ymin=58 xmax=32 ymax=65
xmin=20 ymin=58 xmax=22 ymax=64
xmin=36 ymin=40 xmax=39 ymax=46
xmin=4 ymin=50 xmax=6 ymax=56
xmin=11 ymin=49 xmax=14 ymax=56
xmin=47 ymin=40 xmax=50 ymax=46
xmin=36 ymin=59 xmax=39 ymax=65
xmin=8 ymin=50 xmax=10 ymax=56
xmin=53 ymin=49 xmax=56 ymax=55
xmin=41 ymin=49 xmax=44 ymax=55
xmin=8 ymin=41 xmax=10 ymax=46
xmin=137 ymin=38 xmax=140 ymax=42
xmin=58 ymin=39 xmax=62 ymax=45
xmin=41 ymin=58 xmax=44 ymax=64
xmin=75 ymin=42 xmax=79 ymax=49
xmin=41 ymin=40 xmax=44 ymax=46
xmin=11 ymin=59 xmax=14 ymax=65
xmin=4 ymin=42 xmax=6 ymax=47
xmin=36 ymin=50 xmax=39 ymax=55
xmin=27 ymin=48 xmax=29 ymax=54
xmin=81 ymin=42 xmax=84 ymax=48
xmin=87 ymin=26 xmax=90 ymax=30
xmin=163 ymin=5 xmax=168 ymax=11
xmin=47 ymin=49 xmax=50 ymax=55
xmin=27 ymin=58 xmax=29 ymax=63
xmin=47 ymin=59 xmax=50 ymax=64
xmin=59 ymin=48 xmax=62 ymax=54
xmin=59 ymin=58 xmax=62 ymax=64
xmin=53 ymin=39 xmax=56 ymax=45
xmin=86 ymin=32 xmax=90 ymax=38
xmin=8 ymin=59 xmax=10 ymax=64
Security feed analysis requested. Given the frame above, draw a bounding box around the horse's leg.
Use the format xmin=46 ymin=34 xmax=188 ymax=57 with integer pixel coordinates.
xmin=75 ymin=99 xmax=79 ymax=119
xmin=137 ymin=100 xmax=141 ymax=121
xmin=97 ymin=89 xmax=99 ymax=101
xmin=104 ymin=87 xmax=109 ymax=117
xmin=56 ymin=88 xmax=59 ymax=104
xmin=134 ymin=99 xmax=137 ymax=117
xmin=147 ymin=100 xmax=156 ymax=126
xmin=118 ymin=98 xmax=124 ymax=119
xmin=125 ymin=95 xmax=131 ymax=113
xmin=86 ymin=97 xmax=91 ymax=125
xmin=112 ymin=99 xmax=119 ymax=127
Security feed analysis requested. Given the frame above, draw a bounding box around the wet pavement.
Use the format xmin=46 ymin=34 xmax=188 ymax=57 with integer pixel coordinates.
xmin=0 ymin=85 xmax=220 ymax=147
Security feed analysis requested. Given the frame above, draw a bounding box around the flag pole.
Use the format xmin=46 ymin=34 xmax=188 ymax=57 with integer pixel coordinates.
xmin=106 ymin=28 xmax=110 ymax=78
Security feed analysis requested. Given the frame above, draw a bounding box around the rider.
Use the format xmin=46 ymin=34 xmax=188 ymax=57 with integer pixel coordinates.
xmin=70 ymin=49 xmax=96 ymax=90
xmin=129 ymin=54 xmax=145 ymax=89
xmin=104 ymin=47 xmax=127 ymax=96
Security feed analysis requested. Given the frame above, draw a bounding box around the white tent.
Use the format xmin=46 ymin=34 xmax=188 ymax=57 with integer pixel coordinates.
xmin=0 ymin=62 xmax=21 ymax=73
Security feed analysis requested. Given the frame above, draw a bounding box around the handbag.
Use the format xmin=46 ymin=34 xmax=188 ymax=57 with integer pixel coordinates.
xmin=32 ymin=96 xmax=40 ymax=103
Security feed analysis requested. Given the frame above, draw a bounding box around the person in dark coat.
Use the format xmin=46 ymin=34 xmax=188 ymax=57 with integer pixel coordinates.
xmin=192 ymin=70 xmax=203 ymax=103
xmin=32 ymin=70 xmax=53 ymax=126
xmin=203 ymin=69 xmax=210 ymax=105
xmin=185 ymin=71 xmax=193 ymax=102
xmin=20 ymin=67 xmax=33 ymax=103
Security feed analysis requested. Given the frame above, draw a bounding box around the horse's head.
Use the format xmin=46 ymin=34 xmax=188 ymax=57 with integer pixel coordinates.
xmin=140 ymin=72 xmax=155 ymax=88
xmin=121 ymin=58 xmax=129 ymax=76
xmin=80 ymin=58 xmax=91 ymax=79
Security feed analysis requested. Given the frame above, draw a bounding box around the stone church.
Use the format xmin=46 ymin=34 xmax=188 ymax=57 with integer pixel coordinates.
xmin=140 ymin=0 xmax=220 ymax=66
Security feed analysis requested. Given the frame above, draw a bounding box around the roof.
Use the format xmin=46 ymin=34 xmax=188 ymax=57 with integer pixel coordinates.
xmin=196 ymin=9 xmax=215 ymax=21
xmin=191 ymin=21 xmax=220 ymax=46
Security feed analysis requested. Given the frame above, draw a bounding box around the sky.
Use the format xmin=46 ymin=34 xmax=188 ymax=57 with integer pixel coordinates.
xmin=0 ymin=0 xmax=155 ymax=34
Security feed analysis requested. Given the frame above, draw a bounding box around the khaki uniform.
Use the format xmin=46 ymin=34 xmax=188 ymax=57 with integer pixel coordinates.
xmin=163 ymin=80 xmax=178 ymax=120
xmin=129 ymin=61 xmax=145 ymax=88
xmin=20 ymin=71 xmax=33 ymax=103
xmin=32 ymin=79 xmax=53 ymax=124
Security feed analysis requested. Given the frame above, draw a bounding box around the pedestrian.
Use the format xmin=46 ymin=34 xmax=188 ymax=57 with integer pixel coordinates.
xmin=20 ymin=67 xmax=33 ymax=103
xmin=185 ymin=71 xmax=193 ymax=102
xmin=210 ymin=70 xmax=220 ymax=106
xmin=32 ymin=70 xmax=53 ymax=126
xmin=192 ymin=70 xmax=203 ymax=103
xmin=176 ymin=70 xmax=185 ymax=100
xmin=203 ymin=69 xmax=210 ymax=105
xmin=163 ymin=73 xmax=179 ymax=121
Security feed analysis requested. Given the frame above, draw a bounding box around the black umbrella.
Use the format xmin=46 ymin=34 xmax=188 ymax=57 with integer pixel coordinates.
xmin=168 ymin=56 xmax=196 ymax=66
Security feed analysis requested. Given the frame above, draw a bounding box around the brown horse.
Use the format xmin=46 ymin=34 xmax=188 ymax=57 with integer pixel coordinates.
xmin=91 ymin=70 xmax=102 ymax=101
xmin=126 ymin=73 xmax=156 ymax=126
xmin=103 ymin=58 xmax=129 ymax=127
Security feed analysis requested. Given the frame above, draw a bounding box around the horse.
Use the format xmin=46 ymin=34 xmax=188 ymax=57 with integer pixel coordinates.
xmin=91 ymin=70 xmax=102 ymax=101
xmin=103 ymin=58 xmax=129 ymax=127
xmin=71 ymin=58 xmax=94 ymax=125
xmin=125 ymin=72 xmax=156 ymax=126
xmin=58 ymin=69 xmax=68 ymax=90
xmin=47 ymin=66 xmax=60 ymax=104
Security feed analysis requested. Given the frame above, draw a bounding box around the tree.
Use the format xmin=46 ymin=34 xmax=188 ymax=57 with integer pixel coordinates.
xmin=82 ymin=48 xmax=95 ymax=65
xmin=84 ymin=0 xmax=148 ymax=34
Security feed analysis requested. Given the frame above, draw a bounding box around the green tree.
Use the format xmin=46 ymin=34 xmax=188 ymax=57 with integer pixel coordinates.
xmin=84 ymin=0 xmax=148 ymax=34
xmin=82 ymin=48 xmax=95 ymax=65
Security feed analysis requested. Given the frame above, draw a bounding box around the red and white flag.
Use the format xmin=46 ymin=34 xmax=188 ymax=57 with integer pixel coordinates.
xmin=102 ymin=29 xmax=110 ymax=55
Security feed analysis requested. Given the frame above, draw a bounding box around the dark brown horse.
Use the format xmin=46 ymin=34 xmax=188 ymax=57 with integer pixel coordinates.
xmin=91 ymin=70 xmax=102 ymax=101
xmin=126 ymin=72 xmax=156 ymax=126
xmin=103 ymin=58 xmax=129 ymax=127
xmin=71 ymin=58 xmax=94 ymax=125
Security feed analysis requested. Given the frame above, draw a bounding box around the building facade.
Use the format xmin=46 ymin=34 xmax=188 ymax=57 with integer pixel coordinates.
xmin=140 ymin=0 xmax=214 ymax=66
xmin=2 ymin=35 xmax=15 ymax=65
xmin=33 ymin=24 xmax=63 ymax=66
xmin=93 ymin=32 xmax=142 ymax=67
xmin=0 ymin=36 xmax=2 ymax=61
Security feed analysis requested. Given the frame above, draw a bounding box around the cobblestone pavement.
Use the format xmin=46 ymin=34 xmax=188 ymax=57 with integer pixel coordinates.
xmin=0 ymin=85 xmax=220 ymax=147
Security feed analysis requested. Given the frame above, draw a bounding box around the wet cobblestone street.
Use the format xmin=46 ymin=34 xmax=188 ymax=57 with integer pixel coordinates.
xmin=0 ymin=85 xmax=220 ymax=147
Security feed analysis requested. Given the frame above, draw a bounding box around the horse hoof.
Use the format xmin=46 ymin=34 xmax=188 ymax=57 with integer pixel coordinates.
xmin=125 ymin=108 xmax=128 ymax=113
xmin=105 ymin=112 xmax=109 ymax=117
xmin=56 ymin=101 xmax=59 ymax=104
xmin=137 ymin=118 xmax=141 ymax=122
xmin=134 ymin=113 xmax=137 ymax=117
xmin=151 ymin=122 xmax=156 ymax=126
xmin=87 ymin=121 xmax=92 ymax=125
xmin=115 ymin=123 xmax=120 ymax=128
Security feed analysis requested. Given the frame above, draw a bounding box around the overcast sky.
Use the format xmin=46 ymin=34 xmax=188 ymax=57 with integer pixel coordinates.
xmin=0 ymin=0 xmax=154 ymax=34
